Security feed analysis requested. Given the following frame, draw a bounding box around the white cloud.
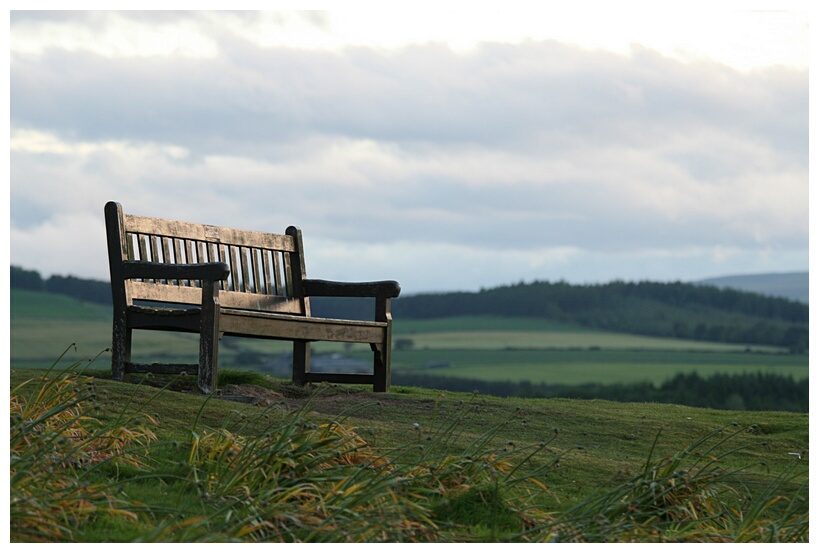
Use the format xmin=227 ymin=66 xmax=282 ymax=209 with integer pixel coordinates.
xmin=8 ymin=10 xmax=808 ymax=292
xmin=11 ymin=12 xmax=219 ymax=58
xmin=10 ymin=8 xmax=808 ymax=70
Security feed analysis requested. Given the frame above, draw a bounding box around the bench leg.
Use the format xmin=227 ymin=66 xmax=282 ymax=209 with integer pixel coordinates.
xmin=198 ymin=282 xmax=220 ymax=394
xmin=372 ymin=298 xmax=392 ymax=392
xmin=292 ymin=340 xmax=310 ymax=386
xmin=370 ymin=343 xmax=390 ymax=393
xmin=198 ymin=330 xmax=220 ymax=394
xmin=111 ymin=314 xmax=131 ymax=381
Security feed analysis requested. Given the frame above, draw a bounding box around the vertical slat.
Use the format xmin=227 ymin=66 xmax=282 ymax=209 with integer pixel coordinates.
xmin=240 ymin=246 xmax=251 ymax=293
xmin=173 ymin=238 xmax=184 ymax=285
xmin=137 ymin=233 xmax=148 ymax=263
xmin=125 ymin=232 xmax=136 ymax=261
xmin=183 ymin=239 xmax=194 ymax=286
xmin=148 ymin=236 xmax=159 ymax=283
xmin=261 ymin=249 xmax=273 ymax=295
xmin=283 ymin=251 xmax=293 ymax=298
xmin=272 ymin=251 xmax=283 ymax=295
xmin=196 ymin=240 xmax=206 ymax=263
xmin=221 ymin=244 xmax=236 ymax=292
xmin=195 ymin=241 xmax=206 ymax=288
xmin=211 ymin=243 xmax=227 ymax=290
xmin=250 ymin=248 xmax=262 ymax=294
xmin=172 ymin=237 xmax=182 ymax=263
xmin=161 ymin=237 xmax=173 ymax=284
xmin=148 ymin=235 xmax=158 ymax=261
xmin=161 ymin=236 xmax=171 ymax=263
xmin=225 ymin=245 xmax=236 ymax=292
xmin=136 ymin=235 xmax=150 ymax=281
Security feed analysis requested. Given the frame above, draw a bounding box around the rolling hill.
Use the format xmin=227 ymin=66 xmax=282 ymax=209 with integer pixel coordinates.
xmin=696 ymin=271 xmax=808 ymax=304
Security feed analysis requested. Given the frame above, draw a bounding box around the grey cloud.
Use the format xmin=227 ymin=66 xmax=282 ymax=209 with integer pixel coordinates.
xmin=11 ymin=38 xmax=806 ymax=158
xmin=9 ymin=16 xmax=807 ymax=289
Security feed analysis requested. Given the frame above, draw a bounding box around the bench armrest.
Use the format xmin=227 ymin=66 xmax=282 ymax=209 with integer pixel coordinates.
xmin=302 ymin=279 xmax=401 ymax=299
xmin=122 ymin=261 xmax=231 ymax=282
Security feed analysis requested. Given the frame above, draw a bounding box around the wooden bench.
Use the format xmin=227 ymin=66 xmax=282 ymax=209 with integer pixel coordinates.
xmin=104 ymin=201 xmax=400 ymax=394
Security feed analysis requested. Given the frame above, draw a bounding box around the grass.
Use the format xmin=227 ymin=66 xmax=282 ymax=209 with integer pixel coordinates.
xmin=9 ymin=289 xmax=111 ymax=321
xmin=392 ymin=348 xmax=807 ymax=386
xmin=9 ymin=357 xmax=809 ymax=543
xmin=395 ymin=316 xmax=592 ymax=333
xmin=398 ymin=330 xmax=769 ymax=351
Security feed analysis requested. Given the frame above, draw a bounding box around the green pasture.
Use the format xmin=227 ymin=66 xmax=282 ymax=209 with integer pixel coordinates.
xmin=10 ymin=289 xmax=110 ymax=320
xmin=392 ymin=348 xmax=807 ymax=386
xmin=10 ymin=294 xmax=808 ymax=387
xmin=10 ymin=319 xmax=204 ymax=368
xmin=396 ymin=315 xmax=786 ymax=354
xmin=385 ymin=316 xmax=807 ymax=386
xmin=400 ymin=330 xmax=782 ymax=352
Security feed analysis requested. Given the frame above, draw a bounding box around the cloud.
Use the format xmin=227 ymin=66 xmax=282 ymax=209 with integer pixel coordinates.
xmin=8 ymin=12 xmax=808 ymax=292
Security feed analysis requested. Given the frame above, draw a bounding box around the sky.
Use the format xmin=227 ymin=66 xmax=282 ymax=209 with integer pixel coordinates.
xmin=6 ymin=5 xmax=811 ymax=295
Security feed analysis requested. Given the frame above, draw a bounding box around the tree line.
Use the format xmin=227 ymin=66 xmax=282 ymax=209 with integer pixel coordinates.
xmin=11 ymin=266 xmax=112 ymax=305
xmin=393 ymin=371 xmax=808 ymax=413
xmin=313 ymin=280 xmax=808 ymax=352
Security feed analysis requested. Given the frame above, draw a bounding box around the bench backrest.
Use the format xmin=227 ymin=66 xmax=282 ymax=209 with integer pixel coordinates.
xmin=105 ymin=201 xmax=310 ymax=316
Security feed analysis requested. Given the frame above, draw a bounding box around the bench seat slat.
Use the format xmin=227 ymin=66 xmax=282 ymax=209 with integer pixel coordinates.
xmin=220 ymin=309 xmax=387 ymax=343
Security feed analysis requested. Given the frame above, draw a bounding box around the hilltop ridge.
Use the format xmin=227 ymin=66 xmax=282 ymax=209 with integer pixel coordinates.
xmin=696 ymin=271 xmax=808 ymax=304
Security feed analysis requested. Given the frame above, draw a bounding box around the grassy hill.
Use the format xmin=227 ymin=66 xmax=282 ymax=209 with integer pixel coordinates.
xmin=9 ymin=367 xmax=809 ymax=542
xmin=10 ymin=288 xmax=110 ymax=320
xmin=8 ymin=283 xmax=810 ymax=541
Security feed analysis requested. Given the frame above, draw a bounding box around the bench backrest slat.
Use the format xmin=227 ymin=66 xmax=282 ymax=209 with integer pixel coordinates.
xmin=107 ymin=202 xmax=308 ymax=316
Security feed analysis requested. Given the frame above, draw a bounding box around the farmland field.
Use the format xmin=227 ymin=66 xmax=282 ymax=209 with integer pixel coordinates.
xmin=386 ymin=316 xmax=807 ymax=386
xmin=391 ymin=347 xmax=806 ymax=386
xmin=10 ymin=293 xmax=808 ymax=387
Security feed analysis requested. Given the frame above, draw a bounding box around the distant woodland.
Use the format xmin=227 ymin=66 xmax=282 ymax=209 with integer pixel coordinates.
xmin=11 ymin=265 xmax=808 ymax=352
xmin=11 ymin=266 xmax=112 ymax=304
xmin=313 ymin=280 xmax=808 ymax=353
xmin=394 ymin=371 xmax=808 ymax=413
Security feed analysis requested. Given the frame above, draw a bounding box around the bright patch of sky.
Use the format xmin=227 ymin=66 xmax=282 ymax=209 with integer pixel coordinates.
xmin=10 ymin=6 xmax=808 ymax=70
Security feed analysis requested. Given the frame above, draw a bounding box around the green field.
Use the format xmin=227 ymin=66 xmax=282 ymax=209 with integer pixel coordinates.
xmin=389 ymin=316 xmax=806 ymax=386
xmin=392 ymin=348 xmax=806 ymax=386
xmin=10 ymin=291 xmax=808 ymax=387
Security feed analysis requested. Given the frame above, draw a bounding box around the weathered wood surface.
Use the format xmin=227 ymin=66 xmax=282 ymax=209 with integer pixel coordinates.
xmin=105 ymin=201 xmax=400 ymax=394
